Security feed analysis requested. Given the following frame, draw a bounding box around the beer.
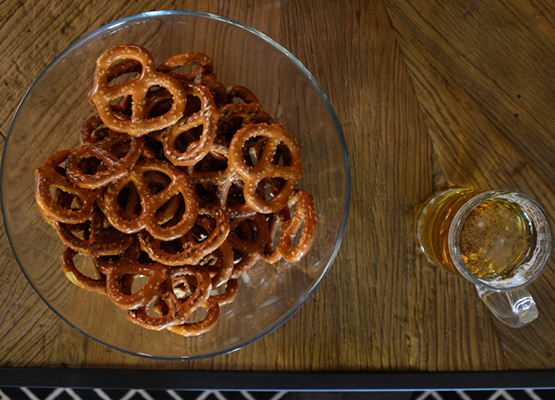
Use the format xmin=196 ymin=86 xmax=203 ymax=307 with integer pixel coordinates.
xmin=416 ymin=188 xmax=481 ymax=275
xmin=459 ymin=198 xmax=533 ymax=280
xmin=417 ymin=189 xmax=534 ymax=280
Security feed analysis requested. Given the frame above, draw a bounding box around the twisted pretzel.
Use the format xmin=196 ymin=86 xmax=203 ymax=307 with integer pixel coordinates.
xmin=158 ymin=51 xmax=214 ymax=81
xmin=228 ymin=213 xmax=270 ymax=278
xmin=60 ymin=247 xmax=107 ymax=295
xmin=216 ymin=103 xmax=274 ymax=144
xmin=105 ymin=58 xmax=143 ymax=116
xmin=188 ymin=140 xmax=256 ymax=218
xmin=158 ymin=82 xmax=218 ymax=166
xmin=264 ymin=212 xmax=283 ymax=264
xmin=229 ymin=123 xmax=302 ymax=214
xmin=158 ymin=52 xmax=226 ymax=106
xmin=55 ymin=208 xmax=134 ymax=258
xmin=102 ymin=159 xmax=199 ymax=240
xmin=139 ymin=204 xmax=230 ymax=266
xmin=226 ymin=85 xmax=260 ymax=105
xmin=201 ymin=239 xmax=235 ymax=289
xmin=277 ymin=189 xmax=317 ymax=262
xmin=102 ymin=254 xmax=170 ymax=310
xmin=66 ymin=116 xmax=144 ymax=189
xmin=265 ymin=189 xmax=317 ymax=263
xmin=167 ymin=297 xmax=220 ymax=337
xmin=210 ymin=278 xmax=239 ymax=306
xmin=88 ymin=44 xmax=186 ymax=137
xmin=35 ymin=150 xmax=97 ymax=224
xmin=126 ymin=265 xmax=212 ymax=330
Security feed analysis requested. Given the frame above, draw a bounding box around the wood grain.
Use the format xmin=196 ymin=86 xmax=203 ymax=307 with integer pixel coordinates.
xmin=1 ymin=0 xmax=555 ymax=374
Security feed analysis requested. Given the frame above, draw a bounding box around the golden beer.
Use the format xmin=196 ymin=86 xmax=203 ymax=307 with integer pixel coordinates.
xmin=417 ymin=189 xmax=534 ymax=281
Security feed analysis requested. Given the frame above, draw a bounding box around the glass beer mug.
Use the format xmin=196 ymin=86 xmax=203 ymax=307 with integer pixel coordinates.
xmin=416 ymin=188 xmax=553 ymax=328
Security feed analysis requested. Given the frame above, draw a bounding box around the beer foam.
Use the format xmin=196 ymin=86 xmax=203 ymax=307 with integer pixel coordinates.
xmin=482 ymin=228 xmax=551 ymax=289
xmin=459 ymin=198 xmax=531 ymax=280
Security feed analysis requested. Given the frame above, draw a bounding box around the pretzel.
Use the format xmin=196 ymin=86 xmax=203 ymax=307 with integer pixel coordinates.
xmin=158 ymin=51 xmax=214 ymax=81
xmin=55 ymin=208 xmax=134 ymax=258
xmin=98 ymin=170 xmax=181 ymax=225
xmin=60 ymin=247 xmax=107 ymax=295
xmin=227 ymin=213 xmax=269 ymax=278
xmin=158 ymin=52 xmax=227 ymax=106
xmin=202 ymin=239 xmax=235 ymax=289
xmin=35 ymin=150 xmax=97 ymax=224
xmin=158 ymin=82 xmax=218 ymax=166
xmin=102 ymin=159 xmax=199 ymax=240
xmin=265 ymin=189 xmax=317 ymax=263
xmin=167 ymin=297 xmax=220 ymax=337
xmin=229 ymin=123 xmax=302 ymax=213
xmin=139 ymin=204 xmax=230 ymax=266
xmin=263 ymin=212 xmax=283 ymax=264
xmin=216 ymin=103 xmax=274 ymax=144
xmin=66 ymin=116 xmax=144 ymax=189
xmin=188 ymin=140 xmax=256 ymax=218
xmin=226 ymin=85 xmax=260 ymax=105
xmin=198 ymin=73 xmax=227 ymax=106
xmin=103 ymin=255 xmax=170 ymax=310
xmin=88 ymin=44 xmax=186 ymax=137
xmin=279 ymin=189 xmax=317 ymax=262
xmin=126 ymin=265 xmax=212 ymax=330
xmin=228 ymin=213 xmax=269 ymax=255
xmin=105 ymin=59 xmax=142 ymax=116
xmin=210 ymin=278 xmax=239 ymax=306
xmin=79 ymin=115 xmax=113 ymax=146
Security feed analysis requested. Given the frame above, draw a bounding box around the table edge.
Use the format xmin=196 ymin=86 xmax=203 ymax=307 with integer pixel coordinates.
xmin=0 ymin=368 xmax=554 ymax=391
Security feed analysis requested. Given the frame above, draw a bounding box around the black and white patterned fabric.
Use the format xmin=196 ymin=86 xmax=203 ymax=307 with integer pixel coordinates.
xmin=1 ymin=389 xmax=555 ymax=400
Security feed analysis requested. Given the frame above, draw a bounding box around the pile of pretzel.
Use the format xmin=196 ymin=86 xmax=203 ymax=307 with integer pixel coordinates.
xmin=34 ymin=44 xmax=317 ymax=337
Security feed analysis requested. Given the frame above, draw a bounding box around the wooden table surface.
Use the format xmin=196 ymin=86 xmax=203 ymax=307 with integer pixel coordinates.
xmin=2 ymin=0 xmax=555 ymax=384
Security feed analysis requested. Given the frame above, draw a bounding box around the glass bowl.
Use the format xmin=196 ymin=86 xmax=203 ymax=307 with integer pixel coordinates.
xmin=2 ymin=11 xmax=350 ymax=360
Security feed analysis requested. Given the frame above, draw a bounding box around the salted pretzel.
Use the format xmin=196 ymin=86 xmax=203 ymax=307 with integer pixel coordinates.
xmin=227 ymin=213 xmax=269 ymax=278
xmin=79 ymin=115 xmax=112 ymax=146
xmin=66 ymin=116 xmax=144 ymax=189
xmin=277 ymin=189 xmax=317 ymax=262
xmin=264 ymin=189 xmax=317 ymax=263
xmin=158 ymin=51 xmax=214 ymax=81
xmin=60 ymin=247 xmax=107 ymax=295
xmin=126 ymin=265 xmax=212 ymax=330
xmin=98 ymin=170 xmax=181 ymax=226
xmin=201 ymin=239 xmax=235 ymax=289
xmin=158 ymin=52 xmax=227 ymax=106
xmin=216 ymin=103 xmax=274 ymax=144
xmin=139 ymin=204 xmax=230 ymax=266
xmin=102 ymin=255 xmax=170 ymax=310
xmin=35 ymin=149 xmax=97 ymax=224
xmin=229 ymin=123 xmax=302 ymax=214
xmin=105 ymin=58 xmax=143 ymax=116
xmin=226 ymin=85 xmax=260 ymax=105
xmin=263 ymin=211 xmax=283 ymax=264
xmin=210 ymin=278 xmax=239 ymax=306
xmin=55 ymin=207 xmax=134 ymax=258
xmin=166 ymin=297 xmax=220 ymax=337
xmin=157 ymin=82 xmax=218 ymax=166
xmin=198 ymin=73 xmax=227 ymax=106
xmin=88 ymin=44 xmax=186 ymax=137
xmin=188 ymin=140 xmax=256 ymax=218
xmin=102 ymin=159 xmax=199 ymax=240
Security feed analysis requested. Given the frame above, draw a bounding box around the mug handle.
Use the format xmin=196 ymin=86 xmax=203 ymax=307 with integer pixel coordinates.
xmin=475 ymin=285 xmax=538 ymax=328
